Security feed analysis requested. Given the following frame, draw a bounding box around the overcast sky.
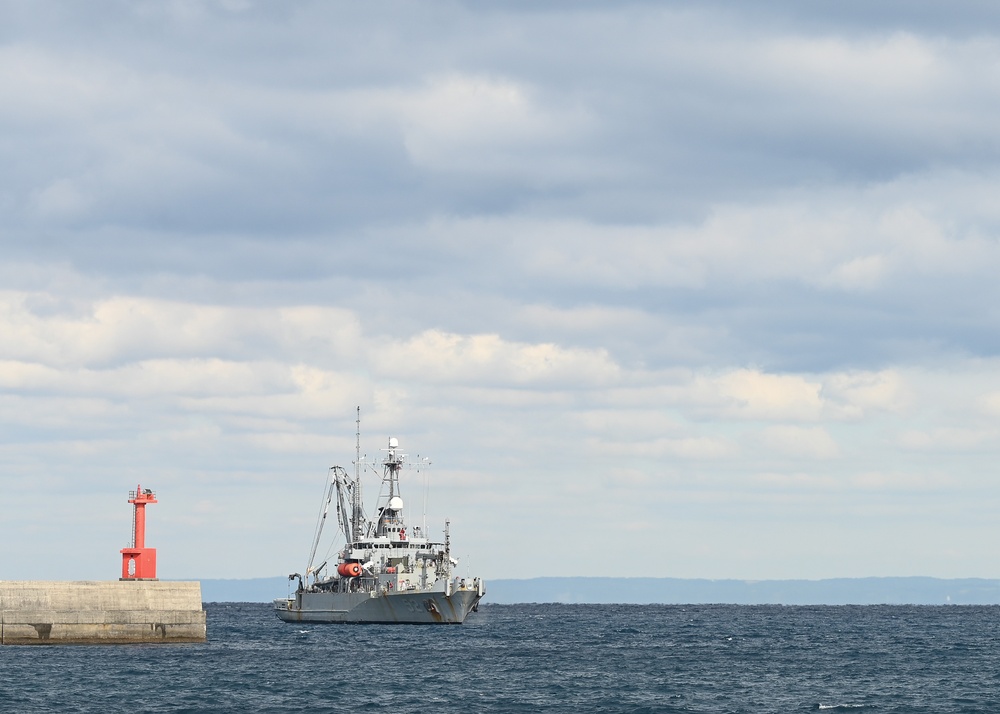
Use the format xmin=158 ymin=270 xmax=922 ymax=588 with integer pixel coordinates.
xmin=4 ymin=0 xmax=1000 ymax=583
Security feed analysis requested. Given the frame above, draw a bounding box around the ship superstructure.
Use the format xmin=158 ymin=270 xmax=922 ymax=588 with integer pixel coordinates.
xmin=274 ymin=418 xmax=484 ymax=624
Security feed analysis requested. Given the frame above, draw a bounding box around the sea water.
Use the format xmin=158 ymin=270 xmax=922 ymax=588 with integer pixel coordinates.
xmin=2 ymin=603 xmax=999 ymax=712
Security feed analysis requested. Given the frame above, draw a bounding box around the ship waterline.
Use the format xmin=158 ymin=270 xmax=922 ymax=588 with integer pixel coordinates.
xmin=275 ymin=587 xmax=483 ymax=624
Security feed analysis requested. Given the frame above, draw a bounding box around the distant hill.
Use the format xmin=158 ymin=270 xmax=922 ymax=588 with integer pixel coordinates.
xmin=196 ymin=576 xmax=1000 ymax=605
xmin=200 ymin=577 xmax=290 ymax=603
xmin=482 ymin=577 xmax=1000 ymax=605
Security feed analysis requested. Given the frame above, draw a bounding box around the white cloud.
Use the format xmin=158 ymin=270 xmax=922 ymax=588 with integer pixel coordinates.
xmin=758 ymin=32 xmax=941 ymax=97
xmin=370 ymin=328 xmax=620 ymax=387
xmin=5 ymin=3 xmax=1000 ymax=582
xmin=822 ymin=370 xmax=911 ymax=418
xmin=823 ymin=254 xmax=887 ymax=292
xmin=897 ymin=427 xmax=996 ymax=452
xmin=412 ymin=179 xmax=1000 ymax=303
xmin=0 ymin=292 xmax=362 ymax=367
xmin=684 ymin=369 xmax=825 ymax=421
xmin=758 ymin=425 xmax=840 ymax=459
xmin=397 ymin=75 xmax=581 ymax=169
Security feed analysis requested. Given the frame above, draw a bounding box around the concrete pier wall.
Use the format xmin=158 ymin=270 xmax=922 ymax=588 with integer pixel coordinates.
xmin=0 ymin=580 xmax=207 ymax=644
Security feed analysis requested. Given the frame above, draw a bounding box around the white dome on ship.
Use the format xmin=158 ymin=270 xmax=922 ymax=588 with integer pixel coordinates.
xmin=388 ymin=437 xmax=399 ymax=448
xmin=387 ymin=496 xmax=404 ymax=511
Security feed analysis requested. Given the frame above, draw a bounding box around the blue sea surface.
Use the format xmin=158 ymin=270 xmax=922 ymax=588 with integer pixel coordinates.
xmin=3 ymin=603 xmax=999 ymax=712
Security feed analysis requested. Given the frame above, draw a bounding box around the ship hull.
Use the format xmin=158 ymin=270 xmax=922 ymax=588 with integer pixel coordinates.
xmin=274 ymin=588 xmax=482 ymax=624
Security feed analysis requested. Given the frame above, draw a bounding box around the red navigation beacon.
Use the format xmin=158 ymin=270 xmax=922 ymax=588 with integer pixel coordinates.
xmin=120 ymin=484 xmax=158 ymax=580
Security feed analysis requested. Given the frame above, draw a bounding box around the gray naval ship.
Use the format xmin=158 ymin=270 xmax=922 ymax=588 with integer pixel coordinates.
xmin=274 ymin=426 xmax=485 ymax=624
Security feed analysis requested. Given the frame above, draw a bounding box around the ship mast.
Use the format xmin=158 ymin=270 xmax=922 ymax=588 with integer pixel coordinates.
xmin=351 ymin=406 xmax=364 ymax=541
xmin=375 ymin=437 xmax=406 ymax=537
xmin=385 ymin=438 xmax=402 ymax=499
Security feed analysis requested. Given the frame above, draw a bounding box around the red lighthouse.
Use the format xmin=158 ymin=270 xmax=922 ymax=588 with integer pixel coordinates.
xmin=120 ymin=485 xmax=158 ymax=580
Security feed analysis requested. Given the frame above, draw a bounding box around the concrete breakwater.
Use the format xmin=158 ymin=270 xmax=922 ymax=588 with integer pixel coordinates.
xmin=0 ymin=580 xmax=207 ymax=644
